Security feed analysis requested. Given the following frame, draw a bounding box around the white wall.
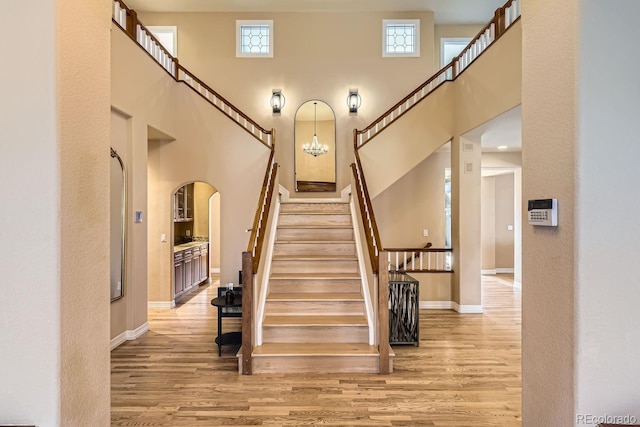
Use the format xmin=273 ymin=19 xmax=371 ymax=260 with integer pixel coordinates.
xmin=575 ymin=0 xmax=640 ymax=421
xmin=0 ymin=0 xmax=111 ymax=425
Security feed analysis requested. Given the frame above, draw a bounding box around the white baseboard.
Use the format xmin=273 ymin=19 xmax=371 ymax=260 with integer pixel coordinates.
xmin=148 ymin=300 xmax=176 ymax=309
xmin=496 ymin=268 xmax=514 ymax=274
xmin=513 ymin=281 xmax=522 ymax=290
xmin=210 ymin=267 xmax=220 ymax=273
xmin=452 ymin=302 xmax=483 ymax=313
xmin=481 ymin=269 xmax=497 ymax=275
xmin=110 ymin=322 xmax=149 ymax=350
xmin=419 ymin=301 xmax=454 ymax=310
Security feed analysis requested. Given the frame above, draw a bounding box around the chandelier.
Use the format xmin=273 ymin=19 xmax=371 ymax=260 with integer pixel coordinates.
xmin=302 ymin=102 xmax=329 ymax=157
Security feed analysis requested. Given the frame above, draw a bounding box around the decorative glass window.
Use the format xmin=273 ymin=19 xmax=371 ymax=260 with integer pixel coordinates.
xmin=147 ymin=26 xmax=177 ymax=56
xmin=236 ymin=20 xmax=273 ymax=58
xmin=383 ymin=19 xmax=420 ymax=57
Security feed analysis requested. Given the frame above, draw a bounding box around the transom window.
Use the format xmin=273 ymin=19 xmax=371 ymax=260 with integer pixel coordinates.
xmin=383 ymin=19 xmax=420 ymax=57
xmin=236 ymin=20 xmax=273 ymax=58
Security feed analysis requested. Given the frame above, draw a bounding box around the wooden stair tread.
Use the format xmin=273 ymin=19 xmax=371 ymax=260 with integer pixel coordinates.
xmin=277 ymin=224 xmax=353 ymax=229
xmin=269 ymin=272 xmax=361 ymax=280
xmin=253 ymin=343 xmax=378 ymax=357
xmin=272 ymin=255 xmax=357 ymax=261
xmin=263 ymin=315 xmax=368 ymax=326
xmin=275 ymin=240 xmax=355 ymax=244
xmin=267 ymin=292 xmax=363 ymax=301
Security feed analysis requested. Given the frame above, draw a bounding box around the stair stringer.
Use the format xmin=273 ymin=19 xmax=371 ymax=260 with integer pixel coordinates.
xmin=348 ymin=189 xmax=376 ymax=345
xmin=254 ymin=192 xmax=281 ymax=346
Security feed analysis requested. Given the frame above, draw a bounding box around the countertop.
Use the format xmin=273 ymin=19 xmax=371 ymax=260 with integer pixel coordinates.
xmin=174 ymin=241 xmax=209 ymax=252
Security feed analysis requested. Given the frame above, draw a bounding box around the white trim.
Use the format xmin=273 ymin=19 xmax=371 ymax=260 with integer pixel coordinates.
xmin=452 ymin=302 xmax=483 ymax=313
xmin=513 ymin=281 xmax=522 ymax=290
xmin=349 ymin=193 xmax=375 ymax=345
xmin=236 ymin=20 xmax=273 ymax=58
xmin=279 ymin=184 xmax=350 ymax=204
xmin=382 ymin=19 xmax=420 ymax=57
xmin=496 ymin=267 xmax=514 ymax=274
xmin=255 ymin=195 xmax=280 ymax=346
xmin=481 ymin=269 xmax=497 ymax=275
xmin=419 ymin=301 xmax=454 ymax=310
xmin=148 ymin=300 xmax=176 ymax=309
xmin=110 ymin=322 xmax=150 ymax=350
xmin=210 ymin=267 xmax=220 ymax=273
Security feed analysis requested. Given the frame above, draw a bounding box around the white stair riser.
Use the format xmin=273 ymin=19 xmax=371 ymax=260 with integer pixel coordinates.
xmin=274 ymin=242 xmax=356 ymax=257
xmin=271 ymin=259 xmax=358 ymax=274
xmin=279 ymin=203 xmax=350 ymax=214
xmin=252 ymin=355 xmax=379 ymax=374
xmin=278 ymin=214 xmax=351 ymax=227
xmin=265 ymin=300 xmax=364 ymax=316
xmin=269 ymin=279 xmax=361 ymax=293
xmin=277 ymin=227 xmax=354 ymax=241
xmin=262 ymin=326 xmax=369 ymax=343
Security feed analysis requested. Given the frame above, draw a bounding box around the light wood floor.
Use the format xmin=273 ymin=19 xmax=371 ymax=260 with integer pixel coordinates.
xmin=111 ymin=275 xmax=521 ymax=426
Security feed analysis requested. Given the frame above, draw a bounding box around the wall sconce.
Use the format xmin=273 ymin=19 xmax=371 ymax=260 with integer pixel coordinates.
xmin=347 ymin=89 xmax=362 ymax=114
xmin=270 ymin=89 xmax=285 ymax=114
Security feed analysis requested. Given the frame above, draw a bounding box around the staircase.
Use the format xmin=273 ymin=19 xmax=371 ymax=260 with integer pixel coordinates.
xmin=251 ymin=200 xmax=393 ymax=374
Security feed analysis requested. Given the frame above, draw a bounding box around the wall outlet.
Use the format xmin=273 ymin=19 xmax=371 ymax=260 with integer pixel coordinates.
xmin=423 ymin=229 xmax=429 ymax=237
xmin=507 ymin=225 xmax=513 ymax=231
xmin=161 ymin=233 xmax=167 ymax=242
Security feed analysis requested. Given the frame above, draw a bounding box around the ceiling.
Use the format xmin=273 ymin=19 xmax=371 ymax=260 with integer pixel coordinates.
xmin=464 ymin=105 xmax=522 ymax=152
xmin=125 ymin=0 xmax=505 ymax=24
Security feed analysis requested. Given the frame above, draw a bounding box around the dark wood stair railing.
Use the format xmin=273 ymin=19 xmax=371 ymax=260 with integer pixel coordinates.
xmin=353 ymin=0 xmax=520 ymax=150
xmin=111 ymin=0 xmax=274 ymax=148
xmin=242 ymin=147 xmax=278 ymax=375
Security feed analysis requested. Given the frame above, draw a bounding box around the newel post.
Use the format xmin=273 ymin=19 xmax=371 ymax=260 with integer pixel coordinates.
xmin=241 ymin=251 xmax=253 ymax=375
xmin=378 ymin=251 xmax=390 ymax=374
xmin=126 ymin=9 xmax=137 ymax=40
xmin=494 ymin=7 xmax=506 ymax=39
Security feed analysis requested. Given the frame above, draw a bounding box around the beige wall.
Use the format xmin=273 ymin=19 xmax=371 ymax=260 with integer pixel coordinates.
xmin=522 ymin=0 xmax=576 ymax=424
xmin=193 ymin=182 xmax=216 ymax=238
xmin=374 ymin=150 xmax=450 ymax=248
xmin=209 ymin=193 xmax=221 ymax=270
xmin=523 ymin=0 xmax=640 ymax=423
xmin=481 ymin=177 xmax=496 ymax=270
xmin=494 ymin=174 xmax=514 ymax=269
xmin=0 ymin=0 xmax=111 ymax=425
xmin=138 ymin=10 xmax=436 ymax=197
xmin=294 ymin=119 xmax=336 ymax=184
xmin=113 ymin=26 xmax=270 ymax=304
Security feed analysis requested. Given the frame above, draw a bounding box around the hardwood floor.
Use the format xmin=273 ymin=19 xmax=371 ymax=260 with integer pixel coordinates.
xmin=111 ymin=274 xmax=521 ymax=426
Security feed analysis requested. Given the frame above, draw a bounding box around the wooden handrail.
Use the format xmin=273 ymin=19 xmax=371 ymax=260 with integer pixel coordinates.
xmin=354 ymin=0 xmax=520 ymax=151
xmin=358 ymin=65 xmax=451 ymax=137
xmin=351 ymin=147 xmax=382 ymax=274
xmin=111 ymin=0 xmax=273 ymax=148
xmin=246 ymin=147 xmax=278 ymax=271
xmin=384 ymin=247 xmax=450 ymax=253
xmin=177 ymin=65 xmax=273 ymax=149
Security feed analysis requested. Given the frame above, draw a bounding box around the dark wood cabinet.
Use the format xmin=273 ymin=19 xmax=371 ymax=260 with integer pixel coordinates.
xmin=173 ymin=242 xmax=209 ymax=302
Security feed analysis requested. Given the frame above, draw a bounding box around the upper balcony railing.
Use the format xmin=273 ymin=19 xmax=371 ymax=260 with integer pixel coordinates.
xmin=111 ymin=0 xmax=274 ymax=149
xmin=354 ymin=0 xmax=520 ymax=149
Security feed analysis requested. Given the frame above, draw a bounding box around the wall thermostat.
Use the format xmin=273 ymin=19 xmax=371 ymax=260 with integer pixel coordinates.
xmin=528 ymin=198 xmax=558 ymax=226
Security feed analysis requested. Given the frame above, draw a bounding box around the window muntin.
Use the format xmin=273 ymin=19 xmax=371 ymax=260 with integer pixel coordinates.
xmin=236 ymin=20 xmax=273 ymax=58
xmin=383 ymin=19 xmax=420 ymax=57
